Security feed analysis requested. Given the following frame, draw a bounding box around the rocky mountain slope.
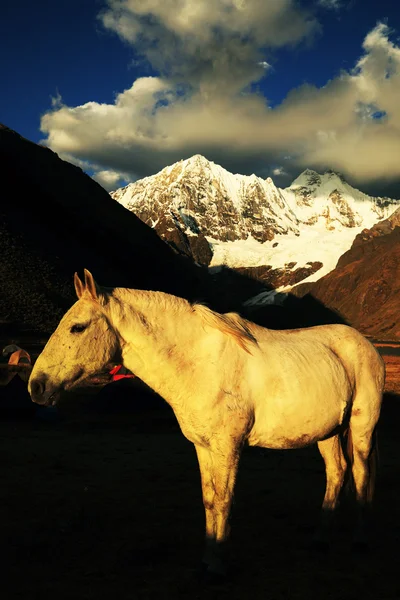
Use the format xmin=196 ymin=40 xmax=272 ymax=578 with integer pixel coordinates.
xmin=111 ymin=155 xmax=399 ymax=288
xmin=0 ymin=125 xmax=211 ymax=333
xmin=291 ymin=207 xmax=400 ymax=340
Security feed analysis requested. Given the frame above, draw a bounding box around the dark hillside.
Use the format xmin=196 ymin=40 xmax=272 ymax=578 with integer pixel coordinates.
xmin=0 ymin=124 xmax=207 ymax=332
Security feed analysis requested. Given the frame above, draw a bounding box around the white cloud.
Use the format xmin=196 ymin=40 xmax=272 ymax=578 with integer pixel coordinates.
xmin=40 ymin=13 xmax=400 ymax=189
xmin=99 ymin=0 xmax=318 ymax=95
xmin=258 ymin=61 xmax=272 ymax=71
xmin=272 ymin=167 xmax=287 ymax=176
xmin=92 ymin=169 xmax=128 ymax=191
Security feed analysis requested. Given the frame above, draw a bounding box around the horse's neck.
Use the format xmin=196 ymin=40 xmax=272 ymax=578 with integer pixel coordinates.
xmin=109 ymin=289 xmax=200 ymax=405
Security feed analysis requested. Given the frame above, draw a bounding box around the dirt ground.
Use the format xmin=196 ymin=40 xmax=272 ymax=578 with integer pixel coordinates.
xmin=1 ymin=351 xmax=400 ymax=599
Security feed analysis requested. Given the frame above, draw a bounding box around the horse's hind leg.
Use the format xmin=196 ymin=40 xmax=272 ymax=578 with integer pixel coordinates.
xmin=348 ymin=349 xmax=384 ymax=548
xmin=314 ymin=434 xmax=347 ymax=547
xmin=347 ymin=379 xmax=381 ymax=548
xmin=349 ymin=425 xmax=378 ymax=547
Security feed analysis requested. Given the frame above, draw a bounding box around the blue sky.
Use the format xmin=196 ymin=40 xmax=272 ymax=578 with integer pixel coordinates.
xmin=2 ymin=1 xmax=400 ymax=194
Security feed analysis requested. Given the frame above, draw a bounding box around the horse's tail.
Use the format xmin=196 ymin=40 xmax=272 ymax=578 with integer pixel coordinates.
xmin=342 ymin=426 xmax=379 ymax=504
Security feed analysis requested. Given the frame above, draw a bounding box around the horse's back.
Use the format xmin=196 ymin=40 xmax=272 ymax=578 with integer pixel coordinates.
xmin=255 ymin=323 xmax=382 ymax=376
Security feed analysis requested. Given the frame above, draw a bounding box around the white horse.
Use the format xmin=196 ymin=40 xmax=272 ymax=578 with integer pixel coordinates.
xmin=29 ymin=269 xmax=385 ymax=576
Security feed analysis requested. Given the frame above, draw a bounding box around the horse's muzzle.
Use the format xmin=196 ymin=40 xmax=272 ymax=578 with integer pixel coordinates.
xmin=29 ymin=374 xmax=61 ymax=406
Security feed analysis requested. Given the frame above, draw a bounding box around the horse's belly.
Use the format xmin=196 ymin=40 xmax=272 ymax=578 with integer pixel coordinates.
xmin=247 ymin=426 xmax=334 ymax=450
xmin=247 ymin=349 xmax=352 ymax=449
xmin=247 ymin=392 xmax=348 ymax=450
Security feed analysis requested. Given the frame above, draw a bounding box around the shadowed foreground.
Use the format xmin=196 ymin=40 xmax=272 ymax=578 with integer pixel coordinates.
xmin=1 ymin=386 xmax=400 ymax=600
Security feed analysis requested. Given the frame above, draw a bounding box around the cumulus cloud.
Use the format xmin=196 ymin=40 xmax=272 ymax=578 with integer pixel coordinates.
xmin=92 ymin=169 xmax=129 ymax=191
xmin=99 ymin=0 xmax=318 ymax=96
xmin=40 ymin=6 xmax=400 ymax=192
xmin=273 ymin=167 xmax=287 ymax=176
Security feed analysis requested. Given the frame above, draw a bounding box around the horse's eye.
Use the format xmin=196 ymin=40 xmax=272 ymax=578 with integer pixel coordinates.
xmin=70 ymin=324 xmax=87 ymax=334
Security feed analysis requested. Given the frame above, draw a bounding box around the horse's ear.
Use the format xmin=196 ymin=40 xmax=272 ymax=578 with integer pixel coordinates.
xmin=84 ymin=269 xmax=99 ymax=300
xmin=74 ymin=272 xmax=85 ymax=299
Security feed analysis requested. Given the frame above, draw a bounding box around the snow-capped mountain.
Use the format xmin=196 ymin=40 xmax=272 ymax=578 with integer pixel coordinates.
xmin=111 ymin=155 xmax=399 ymax=288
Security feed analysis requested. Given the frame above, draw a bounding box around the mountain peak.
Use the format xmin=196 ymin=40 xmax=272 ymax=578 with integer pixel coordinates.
xmin=180 ymin=154 xmax=212 ymax=168
xmin=290 ymin=168 xmax=348 ymax=189
xmin=289 ymin=169 xmax=322 ymax=188
xmin=110 ymin=156 xmax=399 ymax=291
xmin=187 ymin=153 xmax=209 ymax=162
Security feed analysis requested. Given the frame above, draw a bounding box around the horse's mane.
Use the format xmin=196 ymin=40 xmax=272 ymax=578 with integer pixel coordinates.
xmin=193 ymin=303 xmax=258 ymax=354
xmin=109 ymin=288 xmax=258 ymax=354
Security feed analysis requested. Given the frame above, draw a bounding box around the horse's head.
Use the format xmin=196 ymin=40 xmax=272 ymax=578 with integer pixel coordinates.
xmin=29 ymin=269 xmax=120 ymax=406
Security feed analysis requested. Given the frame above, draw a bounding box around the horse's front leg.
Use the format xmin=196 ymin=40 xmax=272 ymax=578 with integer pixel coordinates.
xmin=195 ymin=443 xmax=241 ymax=577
